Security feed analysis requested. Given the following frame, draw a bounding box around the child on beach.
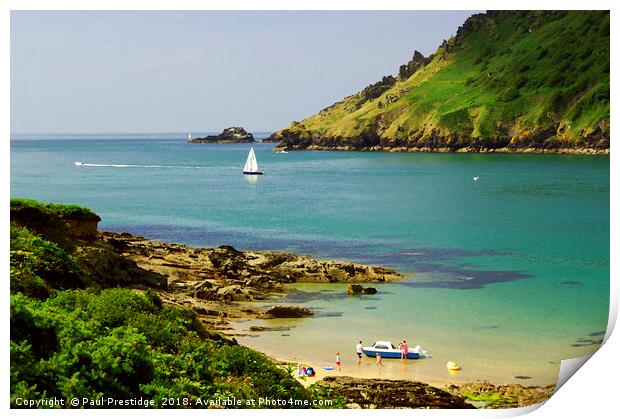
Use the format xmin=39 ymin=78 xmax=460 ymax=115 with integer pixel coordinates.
xmin=376 ymin=352 xmax=382 ymax=366
xmin=336 ymin=352 xmax=341 ymax=371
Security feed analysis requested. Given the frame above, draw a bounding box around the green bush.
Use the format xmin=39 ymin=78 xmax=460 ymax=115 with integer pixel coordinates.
xmin=10 ymin=226 xmax=90 ymax=296
xmin=10 ymin=289 xmax=317 ymax=408
xmin=9 ymin=199 xmax=331 ymax=408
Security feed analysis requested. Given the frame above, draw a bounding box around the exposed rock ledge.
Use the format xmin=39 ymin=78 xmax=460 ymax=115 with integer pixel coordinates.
xmin=316 ymin=376 xmax=474 ymax=409
xmin=188 ymin=127 xmax=255 ymax=143
xmin=96 ymin=232 xmax=401 ymax=325
xmin=315 ymin=377 xmax=555 ymax=409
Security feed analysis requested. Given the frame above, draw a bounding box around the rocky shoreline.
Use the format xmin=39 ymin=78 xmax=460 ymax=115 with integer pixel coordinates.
xmin=315 ymin=376 xmax=554 ymax=409
xmin=273 ymin=143 xmax=609 ymax=155
xmin=93 ymin=231 xmax=401 ymax=328
xmin=73 ymin=229 xmax=555 ymax=409
xmin=268 ymin=120 xmax=609 ymax=155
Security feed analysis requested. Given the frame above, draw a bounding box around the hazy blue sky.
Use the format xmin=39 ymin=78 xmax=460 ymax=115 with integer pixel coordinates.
xmin=11 ymin=11 xmax=477 ymax=133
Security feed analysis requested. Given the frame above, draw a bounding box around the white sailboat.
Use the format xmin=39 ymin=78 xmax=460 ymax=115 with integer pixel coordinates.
xmin=187 ymin=132 xmax=192 ymax=141
xmin=242 ymin=147 xmax=263 ymax=175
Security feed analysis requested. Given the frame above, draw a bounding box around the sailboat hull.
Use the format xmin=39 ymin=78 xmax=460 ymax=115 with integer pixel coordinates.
xmin=243 ymin=171 xmax=263 ymax=175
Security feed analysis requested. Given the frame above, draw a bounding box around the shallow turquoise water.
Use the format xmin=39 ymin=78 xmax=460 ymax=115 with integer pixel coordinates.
xmin=10 ymin=135 xmax=609 ymax=385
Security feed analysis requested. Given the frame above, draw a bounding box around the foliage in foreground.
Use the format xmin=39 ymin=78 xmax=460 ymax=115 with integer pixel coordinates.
xmin=10 ymin=225 xmax=91 ymax=298
xmin=10 ymin=198 xmax=325 ymax=408
xmin=10 ymin=288 xmax=312 ymax=408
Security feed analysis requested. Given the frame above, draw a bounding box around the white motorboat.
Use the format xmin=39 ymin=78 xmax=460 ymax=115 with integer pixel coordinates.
xmin=362 ymin=341 xmax=424 ymax=359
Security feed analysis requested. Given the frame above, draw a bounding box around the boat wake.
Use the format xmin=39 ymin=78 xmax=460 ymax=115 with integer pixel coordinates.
xmin=74 ymin=161 xmax=207 ymax=169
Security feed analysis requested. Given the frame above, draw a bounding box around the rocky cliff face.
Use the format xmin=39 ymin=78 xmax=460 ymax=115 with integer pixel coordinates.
xmin=270 ymin=11 xmax=609 ymax=153
xmin=189 ymin=127 xmax=255 ymax=143
xmin=398 ymin=50 xmax=430 ymax=80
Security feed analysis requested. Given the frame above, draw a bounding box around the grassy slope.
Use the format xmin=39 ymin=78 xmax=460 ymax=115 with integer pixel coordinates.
xmin=10 ymin=199 xmax=339 ymax=408
xmin=271 ymin=11 xmax=609 ymax=150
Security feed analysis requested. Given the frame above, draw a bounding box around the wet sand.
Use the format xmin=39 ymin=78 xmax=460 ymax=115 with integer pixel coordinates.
xmin=227 ymin=317 xmax=558 ymax=389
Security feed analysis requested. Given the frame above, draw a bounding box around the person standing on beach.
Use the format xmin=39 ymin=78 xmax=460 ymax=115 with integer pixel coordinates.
xmin=376 ymin=352 xmax=382 ymax=366
xmin=400 ymin=340 xmax=409 ymax=360
xmin=355 ymin=341 xmax=363 ymax=365
xmin=336 ymin=352 xmax=342 ymax=371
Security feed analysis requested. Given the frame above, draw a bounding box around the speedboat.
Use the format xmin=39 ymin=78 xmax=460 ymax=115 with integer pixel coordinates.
xmin=75 ymin=161 xmax=83 ymax=166
xmin=362 ymin=341 xmax=422 ymax=359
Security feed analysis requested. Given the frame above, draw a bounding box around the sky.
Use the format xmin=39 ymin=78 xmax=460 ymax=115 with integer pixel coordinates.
xmin=11 ymin=11 xmax=477 ymax=134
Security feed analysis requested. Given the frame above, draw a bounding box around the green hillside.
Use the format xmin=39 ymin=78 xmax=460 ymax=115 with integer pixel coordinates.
xmin=270 ymin=11 xmax=609 ymax=152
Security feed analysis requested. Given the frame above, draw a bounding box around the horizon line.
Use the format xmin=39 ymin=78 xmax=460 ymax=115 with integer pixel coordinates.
xmin=10 ymin=130 xmax=276 ymax=135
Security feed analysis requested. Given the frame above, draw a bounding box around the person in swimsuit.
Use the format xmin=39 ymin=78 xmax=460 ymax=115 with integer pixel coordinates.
xmin=376 ymin=352 xmax=382 ymax=366
xmin=336 ymin=352 xmax=341 ymax=371
xmin=355 ymin=341 xmax=363 ymax=365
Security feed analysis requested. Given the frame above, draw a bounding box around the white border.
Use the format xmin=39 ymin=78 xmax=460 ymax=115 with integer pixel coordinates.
xmin=2 ymin=1 xmax=616 ymax=418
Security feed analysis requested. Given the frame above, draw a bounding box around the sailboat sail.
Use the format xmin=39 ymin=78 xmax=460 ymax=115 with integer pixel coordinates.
xmin=243 ymin=147 xmax=259 ymax=173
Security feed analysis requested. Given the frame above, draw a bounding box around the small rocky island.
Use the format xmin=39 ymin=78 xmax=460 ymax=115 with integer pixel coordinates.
xmin=188 ymin=127 xmax=254 ymax=143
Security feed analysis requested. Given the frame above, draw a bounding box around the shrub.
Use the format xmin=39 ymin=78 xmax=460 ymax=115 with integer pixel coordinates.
xmin=10 ymin=289 xmax=318 ymax=408
xmin=10 ymin=226 xmax=90 ymax=296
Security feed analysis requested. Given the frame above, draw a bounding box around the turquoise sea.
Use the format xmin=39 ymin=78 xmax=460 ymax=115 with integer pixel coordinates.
xmin=10 ymin=134 xmax=610 ymax=386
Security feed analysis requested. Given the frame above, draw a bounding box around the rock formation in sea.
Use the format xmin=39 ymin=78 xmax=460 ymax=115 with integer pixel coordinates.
xmin=188 ymin=127 xmax=255 ymax=143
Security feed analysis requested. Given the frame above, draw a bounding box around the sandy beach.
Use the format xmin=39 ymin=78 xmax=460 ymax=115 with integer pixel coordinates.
xmin=225 ymin=316 xmax=558 ymax=389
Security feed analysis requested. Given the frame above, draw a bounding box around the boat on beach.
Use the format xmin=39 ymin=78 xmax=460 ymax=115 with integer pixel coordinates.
xmin=242 ymin=147 xmax=263 ymax=175
xmin=362 ymin=341 xmax=422 ymax=359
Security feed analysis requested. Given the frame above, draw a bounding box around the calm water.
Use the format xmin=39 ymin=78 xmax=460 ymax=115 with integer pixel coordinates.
xmin=10 ymin=134 xmax=610 ymax=385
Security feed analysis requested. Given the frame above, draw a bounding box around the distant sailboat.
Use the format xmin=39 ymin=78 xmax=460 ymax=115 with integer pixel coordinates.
xmin=242 ymin=147 xmax=263 ymax=175
xmin=188 ymin=132 xmax=192 ymax=141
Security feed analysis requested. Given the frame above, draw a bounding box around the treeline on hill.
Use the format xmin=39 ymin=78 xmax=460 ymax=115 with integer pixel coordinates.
xmin=9 ymin=198 xmax=339 ymax=408
xmin=269 ymin=11 xmax=610 ymax=151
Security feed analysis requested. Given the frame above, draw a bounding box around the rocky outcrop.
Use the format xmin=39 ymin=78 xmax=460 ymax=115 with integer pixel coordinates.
xmin=361 ymin=76 xmax=396 ymax=102
xmin=98 ymin=232 xmax=401 ymax=326
xmin=189 ymin=127 xmax=254 ymax=143
xmin=398 ymin=50 xmax=429 ymax=80
xmin=317 ymin=376 xmax=474 ymax=409
xmin=264 ymin=306 xmax=313 ymax=318
xmin=63 ymin=218 xmax=99 ymax=240
xmin=445 ymin=381 xmax=555 ymax=408
xmin=74 ymin=235 xmax=168 ymax=289
xmin=347 ymin=284 xmax=377 ymax=295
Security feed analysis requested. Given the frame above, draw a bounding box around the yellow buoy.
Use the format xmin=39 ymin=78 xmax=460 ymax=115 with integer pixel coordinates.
xmin=446 ymin=361 xmax=461 ymax=371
